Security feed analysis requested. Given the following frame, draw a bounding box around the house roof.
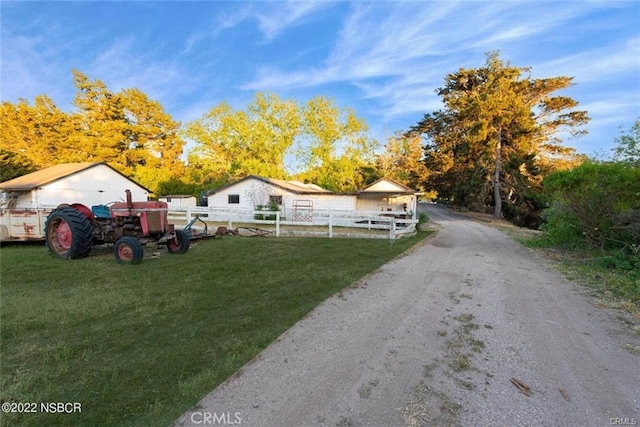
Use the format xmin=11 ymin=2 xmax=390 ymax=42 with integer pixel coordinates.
xmin=358 ymin=177 xmax=417 ymax=194
xmin=207 ymin=175 xmax=419 ymax=197
xmin=0 ymin=162 xmax=151 ymax=192
xmin=208 ymin=175 xmax=332 ymax=195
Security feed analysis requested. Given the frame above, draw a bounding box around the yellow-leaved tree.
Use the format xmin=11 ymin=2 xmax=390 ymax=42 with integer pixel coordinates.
xmin=1 ymin=70 xmax=186 ymax=194
xmin=376 ymin=131 xmax=430 ymax=192
xmin=184 ymin=93 xmax=301 ymax=188
xmin=296 ymin=96 xmax=378 ymax=192
xmin=0 ymin=95 xmax=76 ymax=180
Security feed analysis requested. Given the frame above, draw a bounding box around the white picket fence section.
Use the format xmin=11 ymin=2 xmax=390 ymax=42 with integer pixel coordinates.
xmin=168 ymin=206 xmax=418 ymax=240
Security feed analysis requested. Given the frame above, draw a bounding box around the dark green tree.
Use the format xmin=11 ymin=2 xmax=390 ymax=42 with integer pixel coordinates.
xmin=411 ymin=52 xmax=589 ymax=223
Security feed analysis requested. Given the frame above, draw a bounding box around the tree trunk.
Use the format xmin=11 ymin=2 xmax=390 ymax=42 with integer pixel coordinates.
xmin=493 ymin=128 xmax=502 ymax=218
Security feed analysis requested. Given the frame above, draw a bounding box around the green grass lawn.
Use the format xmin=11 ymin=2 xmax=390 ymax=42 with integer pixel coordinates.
xmin=0 ymin=232 xmax=430 ymax=426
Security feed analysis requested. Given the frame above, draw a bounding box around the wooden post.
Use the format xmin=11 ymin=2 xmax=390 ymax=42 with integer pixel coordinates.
xmin=389 ymin=217 xmax=395 ymax=241
xmin=329 ymin=211 xmax=333 ymax=239
xmin=276 ymin=212 xmax=280 ymax=237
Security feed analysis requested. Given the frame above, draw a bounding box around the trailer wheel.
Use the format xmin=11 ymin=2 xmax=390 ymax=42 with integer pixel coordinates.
xmin=45 ymin=208 xmax=93 ymax=259
xmin=114 ymin=236 xmax=144 ymax=264
xmin=167 ymin=230 xmax=190 ymax=254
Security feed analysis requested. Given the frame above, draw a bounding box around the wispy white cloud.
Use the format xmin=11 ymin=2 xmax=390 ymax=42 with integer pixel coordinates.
xmin=241 ymin=2 xmax=467 ymax=124
xmin=532 ymin=36 xmax=640 ymax=83
xmin=2 ymin=0 xmax=638 ymax=157
xmin=256 ymin=1 xmax=333 ymax=41
xmin=240 ymin=0 xmax=638 ymax=147
xmin=214 ymin=0 xmax=334 ymax=42
xmin=581 ymin=96 xmax=640 ymax=125
xmin=1 ymin=28 xmax=74 ymax=108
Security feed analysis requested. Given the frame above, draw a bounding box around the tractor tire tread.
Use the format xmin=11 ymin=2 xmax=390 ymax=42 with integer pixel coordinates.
xmin=45 ymin=207 xmax=94 ymax=259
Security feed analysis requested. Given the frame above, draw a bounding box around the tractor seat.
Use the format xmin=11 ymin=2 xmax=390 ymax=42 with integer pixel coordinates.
xmin=92 ymin=205 xmax=111 ymax=219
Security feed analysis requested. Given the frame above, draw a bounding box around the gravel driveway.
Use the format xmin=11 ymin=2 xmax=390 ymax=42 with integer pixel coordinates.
xmin=174 ymin=204 xmax=639 ymax=427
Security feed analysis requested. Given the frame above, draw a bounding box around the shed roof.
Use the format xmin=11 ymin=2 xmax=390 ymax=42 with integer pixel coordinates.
xmin=208 ymin=175 xmax=332 ymax=195
xmin=0 ymin=162 xmax=150 ymax=192
xmin=358 ymin=177 xmax=417 ymax=194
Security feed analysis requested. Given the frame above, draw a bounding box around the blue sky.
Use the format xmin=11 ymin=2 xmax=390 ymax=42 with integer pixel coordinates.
xmin=1 ymin=1 xmax=639 ymax=159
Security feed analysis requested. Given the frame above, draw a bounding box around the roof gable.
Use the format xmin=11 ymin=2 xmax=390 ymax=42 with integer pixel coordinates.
xmin=208 ymin=175 xmax=332 ymax=195
xmin=0 ymin=162 xmax=150 ymax=192
xmin=263 ymin=177 xmax=331 ymax=194
xmin=360 ymin=177 xmax=416 ymax=194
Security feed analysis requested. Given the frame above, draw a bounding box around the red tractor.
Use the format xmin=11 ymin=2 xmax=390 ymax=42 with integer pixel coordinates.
xmin=44 ymin=190 xmax=190 ymax=264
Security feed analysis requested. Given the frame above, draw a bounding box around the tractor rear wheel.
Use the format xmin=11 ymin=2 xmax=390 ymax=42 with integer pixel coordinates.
xmin=45 ymin=208 xmax=93 ymax=259
xmin=114 ymin=236 xmax=144 ymax=264
xmin=167 ymin=229 xmax=190 ymax=254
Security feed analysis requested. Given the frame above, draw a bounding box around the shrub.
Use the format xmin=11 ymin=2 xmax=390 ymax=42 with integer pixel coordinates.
xmin=537 ymin=200 xmax=585 ymax=248
xmin=254 ymin=202 xmax=279 ymax=220
xmin=418 ymin=212 xmax=429 ymax=225
xmin=542 ymin=161 xmax=640 ymax=250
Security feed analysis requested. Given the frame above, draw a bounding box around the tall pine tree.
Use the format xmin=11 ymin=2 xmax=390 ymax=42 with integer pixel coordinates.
xmin=412 ymin=52 xmax=588 ymax=224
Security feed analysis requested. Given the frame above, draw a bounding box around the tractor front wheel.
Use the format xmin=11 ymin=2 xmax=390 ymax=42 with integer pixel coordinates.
xmin=114 ymin=236 xmax=144 ymax=264
xmin=45 ymin=208 xmax=93 ymax=259
xmin=167 ymin=230 xmax=190 ymax=254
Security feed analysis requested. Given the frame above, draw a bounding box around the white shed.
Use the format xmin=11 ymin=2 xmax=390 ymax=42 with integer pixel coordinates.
xmin=0 ymin=162 xmax=149 ymax=241
xmin=158 ymin=195 xmax=197 ymax=208
xmin=356 ymin=177 xmax=419 ymax=217
xmin=207 ymin=176 xmax=357 ymax=219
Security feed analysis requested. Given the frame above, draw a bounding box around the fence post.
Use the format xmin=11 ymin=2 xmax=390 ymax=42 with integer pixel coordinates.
xmin=276 ymin=212 xmax=280 ymax=237
xmin=228 ymin=211 xmax=232 ymax=229
xmin=389 ymin=217 xmax=395 ymax=241
xmin=329 ymin=211 xmax=333 ymax=238
xmin=186 ymin=206 xmax=192 ymax=223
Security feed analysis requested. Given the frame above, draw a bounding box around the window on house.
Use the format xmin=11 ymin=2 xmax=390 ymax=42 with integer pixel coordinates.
xmin=269 ymin=195 xmax=283 ymax=206
xmin=228 ymin=194 xmax=240 ymax=204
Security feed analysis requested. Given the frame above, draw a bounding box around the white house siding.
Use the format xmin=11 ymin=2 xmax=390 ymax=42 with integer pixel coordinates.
xmin=365 ymin=180 xmax=404 ymax=192
xmin=355 ymin=178 xmax=418 ymax=215
xmin=292 ymin=194 xmax=356 ymax=213
xmin=356 ymin=194 xmax=394 ymax=212
xmin=208 ymin=179 xmax=272 ymax=210
xmin=206 ymin=176 xmax=421 ymax=220
xmin=0 ymin=163 xmax=149 ymax=241
xmin=207 ymin=178 xmax=357 ymax=219
xmin=357 ymin=194 xmax=416 ymax=214
xmin=14 ymin=166 xmax=148 ymax=209
xmin=159 ymin=196 xmax=197 ymax=208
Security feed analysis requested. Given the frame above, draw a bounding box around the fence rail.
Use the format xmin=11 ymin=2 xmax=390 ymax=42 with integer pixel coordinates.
xmin=168 ymin=206 xmax=417 ymax=240
xmin=0 ymin=205 xmax=416 ymax=242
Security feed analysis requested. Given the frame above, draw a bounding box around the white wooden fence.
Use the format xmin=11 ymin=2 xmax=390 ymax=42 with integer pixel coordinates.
xmin=168 ymin=206 xmax=418 ymax=240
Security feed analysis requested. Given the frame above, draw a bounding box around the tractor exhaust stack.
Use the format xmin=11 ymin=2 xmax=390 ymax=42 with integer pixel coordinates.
xmin=125 ymin=189 xmax=133 ymax=210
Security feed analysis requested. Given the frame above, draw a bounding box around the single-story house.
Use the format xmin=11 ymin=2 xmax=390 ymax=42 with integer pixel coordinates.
xmin=206 ymin=176 xmax=356 ymax=220
xmin=206 ymin=175 xmax=419 ymax=220
xmin=0 ymin=162 xmax=149 ymax=241
xmin=158 ymin=195 xmax=197 ymax=208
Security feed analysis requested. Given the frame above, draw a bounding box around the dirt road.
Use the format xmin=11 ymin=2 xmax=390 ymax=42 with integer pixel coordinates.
xmin=175 ymin=204 xmax=639 ymax=426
